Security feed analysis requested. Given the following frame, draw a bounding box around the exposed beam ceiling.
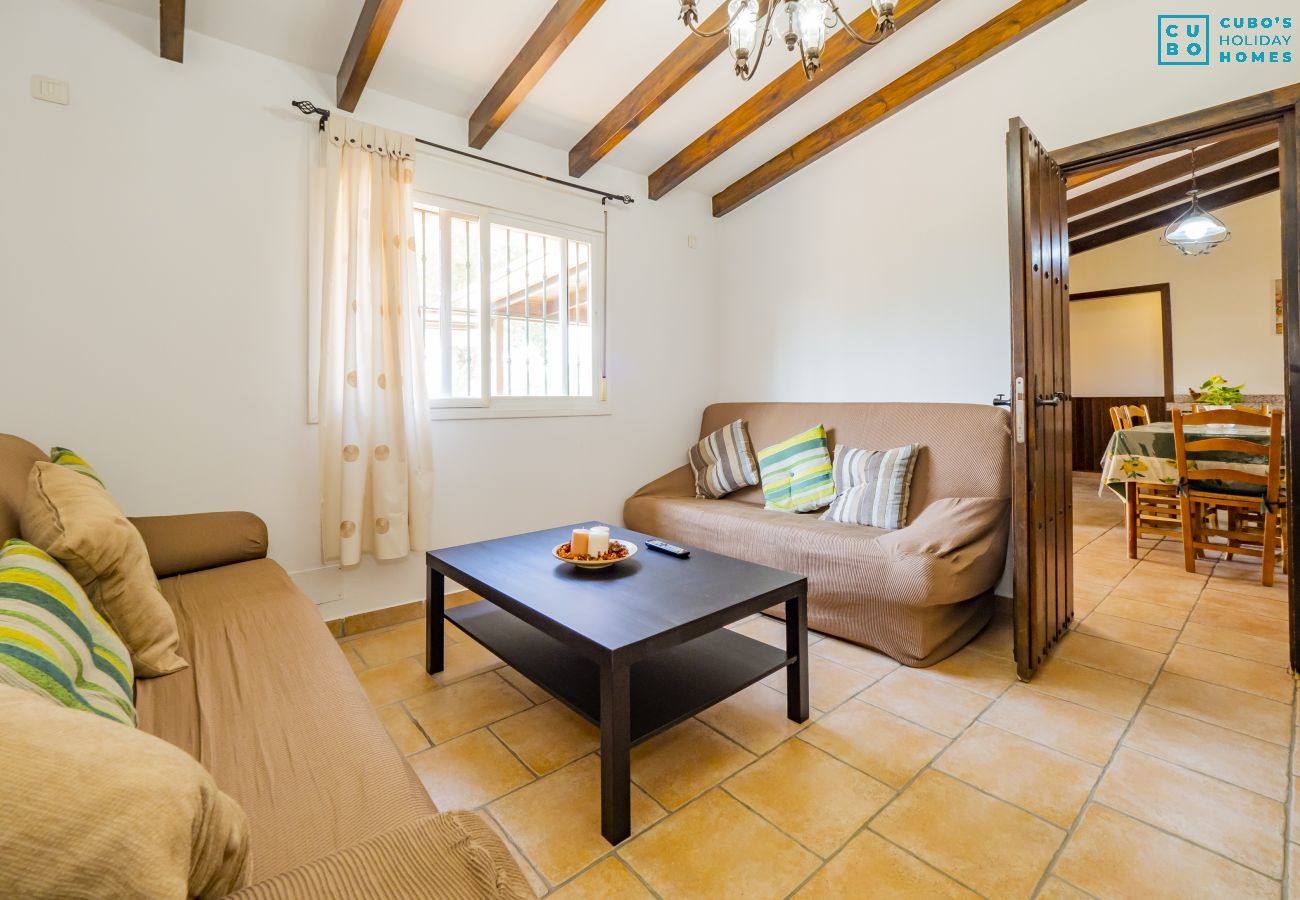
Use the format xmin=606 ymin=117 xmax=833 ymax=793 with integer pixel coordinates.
xmin=1065 ymin=160 xmax=1129 ymax=189
xmin=1066 ymin=127 xmax=1278 ymax=217
xmin=568 ymin=2 xmax=731 ymax=178
xmin=1069 ymin=148 xmax=1279 ymax=237
xmin=648 ymin=0 xmax=945 ymax=200
xmin=1070 ymin=172 xmax=1280 ymax=255
xmin=160 ymin=0 xmax=185 ymax=63
xmin=710 ymin=0 xmax=1086 ymax=217
xmin=337 ymin=0 xmax=405 ymax=113
xmin=469 ymin=0 xmax=608 ymax=149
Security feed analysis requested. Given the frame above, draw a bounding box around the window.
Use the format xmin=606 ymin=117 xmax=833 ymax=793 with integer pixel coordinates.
xmin=414 ymin=198 xmax=604 ymax=417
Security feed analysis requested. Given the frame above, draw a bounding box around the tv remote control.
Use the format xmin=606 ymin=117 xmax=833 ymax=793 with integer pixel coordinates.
xmin=645 ymin=539 xmax=690 ymax=558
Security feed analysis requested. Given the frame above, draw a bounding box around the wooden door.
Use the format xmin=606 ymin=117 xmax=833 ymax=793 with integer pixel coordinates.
xmin=1007 ymin=118 xmax=1073 ymax=680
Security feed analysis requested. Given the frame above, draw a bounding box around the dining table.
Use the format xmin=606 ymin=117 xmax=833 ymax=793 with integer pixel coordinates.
xmin=1099 ymin=421 xmax=1281 ymax=498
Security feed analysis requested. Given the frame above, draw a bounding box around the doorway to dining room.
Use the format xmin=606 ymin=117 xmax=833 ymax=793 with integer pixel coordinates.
xmin=1005 ymin=84 xmax=1299 ymax=679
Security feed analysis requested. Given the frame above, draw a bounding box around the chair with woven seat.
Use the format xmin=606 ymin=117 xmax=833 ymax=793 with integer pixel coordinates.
xmin=1173 ymin=407 xmax=1284 ymax=584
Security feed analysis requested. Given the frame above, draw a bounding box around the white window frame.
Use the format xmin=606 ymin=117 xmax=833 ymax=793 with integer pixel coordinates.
xmin=415 ymin=192 xmax=608 ymax=421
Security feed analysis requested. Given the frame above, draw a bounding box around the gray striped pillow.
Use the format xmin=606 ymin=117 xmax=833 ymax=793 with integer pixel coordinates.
xmin=689 ymin=419 xmax=761 ymax=499
xmin=820 ymin=444 xmax=921 ymax=529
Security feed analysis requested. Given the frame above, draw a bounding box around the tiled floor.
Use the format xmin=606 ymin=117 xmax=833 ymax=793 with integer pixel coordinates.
xmin=337 ymin=475 xmax=1298 ymax=898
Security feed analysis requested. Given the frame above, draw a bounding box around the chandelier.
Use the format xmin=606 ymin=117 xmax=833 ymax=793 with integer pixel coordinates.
xmin=676 ymin=0 xmax=898 ymax=81
xmin=1162 ymin=148 xmax=1231 ymax=257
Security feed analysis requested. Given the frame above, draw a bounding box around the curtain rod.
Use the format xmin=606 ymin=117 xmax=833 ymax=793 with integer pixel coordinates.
xmin=291 ymin=101 xmax=634 ymax=206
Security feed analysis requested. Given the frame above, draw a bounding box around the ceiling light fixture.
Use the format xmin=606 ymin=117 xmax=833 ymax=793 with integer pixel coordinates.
xmin=1162 ymin=148 xmax=1231 ymax=256
xmin=676 ymin=0 xmax=897 ymax=81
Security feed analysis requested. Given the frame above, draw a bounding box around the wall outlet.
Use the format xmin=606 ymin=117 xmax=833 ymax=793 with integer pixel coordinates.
xmin=31 ymin=76 xmax=69 ymax=105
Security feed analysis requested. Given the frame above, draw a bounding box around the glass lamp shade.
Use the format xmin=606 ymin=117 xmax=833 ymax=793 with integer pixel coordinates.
xmin=1163 ymin=192 xmax=1229 ymax=256
xmin=795 ymin=0 xmax=827 ymax=52
xmin=727 ymin=0 xmax=761 ymax=63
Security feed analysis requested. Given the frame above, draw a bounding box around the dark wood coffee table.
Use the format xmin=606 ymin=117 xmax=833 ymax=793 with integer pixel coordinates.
xmin=425 ymin=523 xmax=808 ymax=844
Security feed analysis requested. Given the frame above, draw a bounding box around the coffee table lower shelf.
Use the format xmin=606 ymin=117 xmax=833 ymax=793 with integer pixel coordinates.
xmin=446 ymin=600 xmax=793 ymax=745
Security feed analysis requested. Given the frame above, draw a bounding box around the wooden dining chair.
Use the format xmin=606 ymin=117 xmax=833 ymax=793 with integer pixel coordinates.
xmin=1234 ymin=403 xmax=1271 ymax=414
xmin=1108 ymin=404 xmax=1151 ymax=432
xmin=1172 ymin=408 xmax=1285 ymax=584
xmin=1108 ymin=404 xmax=1180 ymax=557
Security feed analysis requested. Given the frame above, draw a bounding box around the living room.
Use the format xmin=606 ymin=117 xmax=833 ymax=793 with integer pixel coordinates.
xmin=3 ymin=0 xmax=1299 ymax=897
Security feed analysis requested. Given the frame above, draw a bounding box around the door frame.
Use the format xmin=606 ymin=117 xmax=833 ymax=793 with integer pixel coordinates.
xmin=1069 ymin=283 xmax=1174 ymax=402
xmin=1032 ymin=82 xmax=1300 ymax=670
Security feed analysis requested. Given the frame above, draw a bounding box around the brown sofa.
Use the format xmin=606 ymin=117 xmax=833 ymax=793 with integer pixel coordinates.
xmin=625 ymin=403 xmax=1012 ymax=666
xmin=0 ymin=434 xmax=532 ymax=899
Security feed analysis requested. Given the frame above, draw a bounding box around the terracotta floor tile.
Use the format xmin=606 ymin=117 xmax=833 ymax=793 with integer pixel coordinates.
xmin=1094 ymin=594 xmax=1190 ymax=629
xmin=340 ymin=642 xmax=366 ymax=674
xmin=871 ymin=770 xmax=1063 ymax=899
xmin=794 ymin=830 xmax=977 ymax=899
xmin=491 ymin=700 xmax=599 ymax=775
xmin=357 ymin=656 xmax=441 ymax=706
xmin=498 ymin=667 xmax=552 ymax=703
xmin=1053 ymin=631 xmax=1165 ymax=683
xmin=1291 ymin=845 xmax=1300 ymax=900
xmin=1179 ymin=622 xmax=1290 ymax=667
xmin=1095 ymin=748 xmax=1285 ymax=877
xmin=696 ymin=682 xmax=815 ymax=755
xmin=350 ymin=619 xmax=428 ymax=667
xmin=1164 ymin=644 xmax=1293 ymax=703
xmin=980 ymin=685 xmax=1126 ymax=765
xmin=629 ymin=718 xmax=754 ymax=810
xmin=346 ymin=599 xmax=424 ymax=634
xmin=1036 ymin=876 xmax=1092 ymax=899
xmin=490 ymin=756 xmax=664 ymax=885
xmin=917 ymin=647 xmax=1018 ymax=698
xmin=1190 ymin=604 xmax=1289 ymax=642
xmin=1076 ymin=612 xmax=1179 ymax=653
xmin=1055 ymin=805 xmax=1278 ymax=900
xmin=1124 ymin=706 xmax=1289 ymax=802
xmin=433 ymin=639 xmax=505 ymax=685
xmin=729 ymin=614 xmax=821 ymax=649
xmin=799 ymin=699 xmax=949 ymax=788
xmin=377 ymin=703 xmax=429 ymax=754
xmin=934 ymin=722 xmax=1100 ymax=828
xmin=405 ymin=671 xmax=532 ymax=743
xmin=1198 ymin=587 xmax=1288 ymax=622
xmin=762 ymin=653 xmax=876 ymax=711
xmin=620 ymin=789 xmax=819 ymax=900
xmin=1026 ymin=657 xmax=1148 ymax=719
xmin=968 ymin=613 xmax=1014 ymax=660
xmin=810 ymin=636 xmax=900 ymax=679
xmin=724 ymin=739 xmax=893 ymax=857
xmin=479 ymin=812 xmax=549 ymax=897
xmin=1073 ymin=555 xmax=1137 ymax=587
xmin=1207 ymin=566 xmax=1289 ymax=601
xmin=1112 ymin=569 xmax=1205 ymax=604
xmin=445 ymin=590 xmax=481 ymax=608
xmin=859 ymin=667 xmax=991 ymax=737
xmin=408 ymin=728 xmax=534 ymax=810
xmin=1147 ymin=672 xmax=1291 ymax=746
xmin=550 ymin=858 xmax=652 ymax=900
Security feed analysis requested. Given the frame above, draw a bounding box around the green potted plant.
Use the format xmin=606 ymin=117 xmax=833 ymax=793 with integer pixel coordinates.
xmin=1190 ymin=375 xmax=1245 ymax=409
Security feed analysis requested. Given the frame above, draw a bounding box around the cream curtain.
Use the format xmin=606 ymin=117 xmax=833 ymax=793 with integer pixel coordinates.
xmin=312 ymin=116 xmax=433 ymax=566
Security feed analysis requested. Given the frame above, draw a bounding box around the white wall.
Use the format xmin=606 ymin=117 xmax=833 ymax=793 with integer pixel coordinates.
xmin=1070 ymin=292 xmax=1167 ymax=397
xmin=1072 ymin=191 xmax=1284 ymax=396
xmin=0 ymin=0 xmax=719 ymax=619
xmin=713 ymin=0 xmax=1296 ymax=408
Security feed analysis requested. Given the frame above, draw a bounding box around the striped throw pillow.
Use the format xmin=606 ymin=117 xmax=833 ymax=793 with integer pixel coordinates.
xmin=689 ymin=419 xmax=761 ymax=499
xmin=757 ymin=425 xmax=836 ymax=512
xmin=0 ymin=539 xmax=136 ymax=725
xmin=821 ymin=444 xmax=922 ymax=530
xmin=50 ymin=446 xmax=105 ymax=487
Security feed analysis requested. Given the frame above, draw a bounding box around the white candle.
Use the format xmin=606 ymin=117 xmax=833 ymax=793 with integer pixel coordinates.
xmin=588 ymin=528 xmax=610 ymax=556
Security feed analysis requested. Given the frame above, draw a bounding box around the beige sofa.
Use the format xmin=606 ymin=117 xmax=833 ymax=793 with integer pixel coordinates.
xmin=0 ymin=434 xmax=532 ymax=899
xmin=625 ymin=403 xmax=1012 ymax=666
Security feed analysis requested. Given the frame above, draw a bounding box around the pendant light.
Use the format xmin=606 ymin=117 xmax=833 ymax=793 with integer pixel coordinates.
xmin=676 ymin=0 xmax=897 ymax=81
xmin=1163 ymin=148 xmax=1231 ymax=256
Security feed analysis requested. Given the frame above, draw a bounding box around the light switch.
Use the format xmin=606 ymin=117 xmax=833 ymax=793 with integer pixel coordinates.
xmin=31 ymin=76 xmax=69 ymax=105
xmin=686 ymin=234 xmax=698 ymax=249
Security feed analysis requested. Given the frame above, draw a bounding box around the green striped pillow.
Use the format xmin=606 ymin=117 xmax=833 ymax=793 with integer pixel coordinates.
xmin=50 ymin=446 xmax=105 ymax=487
xmin=0 ymin=539 xmax=136 ymax=726
xmin=757 ymin=425 xmax=836 ymax=512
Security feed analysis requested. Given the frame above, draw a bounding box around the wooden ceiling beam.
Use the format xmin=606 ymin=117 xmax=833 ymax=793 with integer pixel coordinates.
xmin=1070 ymin=148 xmax=1279 ymax=237
xmin=336 ymin=0 xmax=405 ymax=112
xmin=710 ymin=0 xmax=1086 ymax=218
xmin=648 ymin=0 xmax=945 ymax=200
xmin=568 ymin=2 xmax=731 ymax=178
xmin=160 ymin=0 xmax=185 ymax=63
xmin=1070 ymin=172 xmax=1280 ymax=255
xmin=1067 ymin=126 xmax=1278 ymax=217
xmin=469 ymin=0 xmax=608 ymax=149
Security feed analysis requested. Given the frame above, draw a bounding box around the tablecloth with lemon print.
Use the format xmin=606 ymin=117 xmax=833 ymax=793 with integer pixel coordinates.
xmin=1099 ymin=422 xmax=1277 ymax=497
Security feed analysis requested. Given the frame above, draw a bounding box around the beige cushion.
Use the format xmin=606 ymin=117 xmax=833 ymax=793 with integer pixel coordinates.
xmin=20 ymin=462 xmax=187 ymax=677
xmin=688 ymin=419 xmax=760 ymax=499
xmin=0 ymin=684 xmax=251 ymax=899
